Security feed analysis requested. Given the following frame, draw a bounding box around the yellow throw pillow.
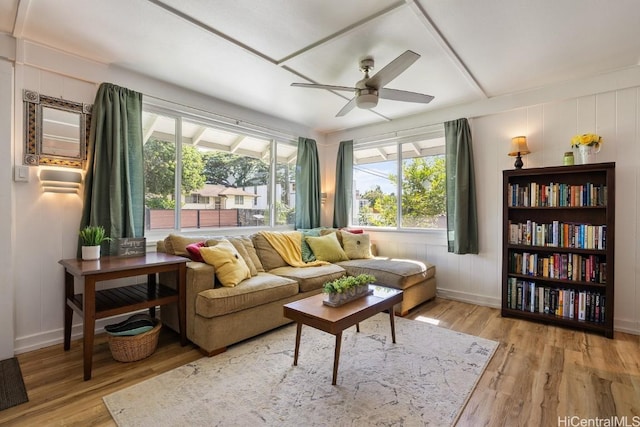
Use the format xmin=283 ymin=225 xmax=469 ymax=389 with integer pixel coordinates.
xmin=200 ymin=240 xmax=251 ymax=287
xmin=305 ymin=232 xmax=349 ymax=262
xmin=341 ymin=231 xmax=373 ymax=259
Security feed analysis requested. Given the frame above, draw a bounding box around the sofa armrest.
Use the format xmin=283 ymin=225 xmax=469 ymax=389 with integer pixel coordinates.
xmin=160 ymin=261 xmax=215 ymax=339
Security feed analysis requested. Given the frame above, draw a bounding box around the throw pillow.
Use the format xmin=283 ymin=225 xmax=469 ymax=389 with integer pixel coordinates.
xmin=319 ymin=228 xmax=343 ymax=246
xmin=341 ymin=231 xmax=373 ymax=259
xmin=300 ymin=229 xmax=321 ymax=262
xmin=164 ymin=234 xmax=211 ymax=256
xmin=251 ymin=233 xmax=288 ymax=271
xmin=185 ymin=241 xmax=206 ymax=262
xmin=305 ymin=232 xmax=349 ymax=262
xmin=227 ymin=237 xmax=258 ymax=276
xmin=200 ymin=240 xmax=251 ymax=287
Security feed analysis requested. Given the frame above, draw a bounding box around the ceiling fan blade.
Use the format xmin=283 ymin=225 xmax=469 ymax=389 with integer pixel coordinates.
xmin=366 ymin=50 xmax=420 ymax=89
xmin=336 ymin=98 xmax=357 ymax=117
xmin=379 ymin=88 xmax=434 ymax=104
xmin=291 ymin=83 xmax=355 ymax=92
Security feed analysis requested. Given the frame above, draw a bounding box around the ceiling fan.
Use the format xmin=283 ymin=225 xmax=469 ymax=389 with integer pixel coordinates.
xmin=291 ymin=50 xmax=434 ymax=117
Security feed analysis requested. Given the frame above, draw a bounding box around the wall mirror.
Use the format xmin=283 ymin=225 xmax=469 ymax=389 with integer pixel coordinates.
xmin=23 ymin=90 xmax=92 ymax=168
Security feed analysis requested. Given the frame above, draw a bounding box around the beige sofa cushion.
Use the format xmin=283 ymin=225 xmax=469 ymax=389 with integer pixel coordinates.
xmin=196 ymin=273 xmax=298 ymax=318
xmin=268 ymin=264 xmax=345 ymax=293
xmin=335 ymin=258 xmax=435 ymax=290
xmin=251 ymin=233 xmax=288 ymax=270
xmin=234 ymin=236 xmax=265 ymax=272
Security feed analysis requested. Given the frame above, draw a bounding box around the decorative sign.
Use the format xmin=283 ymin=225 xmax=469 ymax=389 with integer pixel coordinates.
xmin=116 ymin=237 xmax=146 ymax=257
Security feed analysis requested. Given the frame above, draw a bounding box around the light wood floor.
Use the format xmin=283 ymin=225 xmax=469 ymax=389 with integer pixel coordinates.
xmin=1 ymin=298 xmax=638 ymax=426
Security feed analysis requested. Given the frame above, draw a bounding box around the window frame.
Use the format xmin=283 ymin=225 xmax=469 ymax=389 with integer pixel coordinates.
xmin=142 ymin=100 xmax=298 ymax=239
xmin=351 ymin=124 xmax=446 ymax=232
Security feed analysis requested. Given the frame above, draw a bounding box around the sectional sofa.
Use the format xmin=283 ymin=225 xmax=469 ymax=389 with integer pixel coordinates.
xmin=157 ymin=229 xmax=436 ymax=356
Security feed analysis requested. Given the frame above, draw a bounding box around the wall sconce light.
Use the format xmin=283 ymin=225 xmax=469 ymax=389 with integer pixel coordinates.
xmin=321 ymin=192 xmax=327 ymax=204
xmin=39 ymin=169 xmax=82 ymax=193
xmin=508 ymin=136 xmax=530 ymax=169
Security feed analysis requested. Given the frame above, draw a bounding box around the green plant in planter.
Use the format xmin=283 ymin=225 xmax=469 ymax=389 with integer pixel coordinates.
xmin=323 ymin=274 xmax=376 ymax=294
xmin=79 ymin=225 xmax=113 ymax=246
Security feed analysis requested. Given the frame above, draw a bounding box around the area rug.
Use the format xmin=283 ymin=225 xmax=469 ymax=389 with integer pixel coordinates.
xmin=0 ymin=357 xmax=28 ymax=411
xmin=104 ymin=314 xmax=498 ymax=426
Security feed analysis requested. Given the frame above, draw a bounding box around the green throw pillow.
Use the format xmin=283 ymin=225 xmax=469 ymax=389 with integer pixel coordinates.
xmin=300 ymin=229 xmax=321 ymax=262
xmin=305 ymin=232 xmax=349 ymax=262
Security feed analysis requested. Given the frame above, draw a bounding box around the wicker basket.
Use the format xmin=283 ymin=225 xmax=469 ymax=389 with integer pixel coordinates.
xmin=108 ymin=322 xmax=162 ymax=362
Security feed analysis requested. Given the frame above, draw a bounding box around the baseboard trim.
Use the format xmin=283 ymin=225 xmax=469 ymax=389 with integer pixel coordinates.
xmin=14 ymin=311 xmax=150 ymax=354
xmin=436 ymin=288 xmax=501 ymax=309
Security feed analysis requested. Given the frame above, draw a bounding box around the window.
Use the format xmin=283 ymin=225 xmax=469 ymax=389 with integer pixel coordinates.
xmin=352 ymin=128 xmax=446 ymax=230
xmin=142 ymin=106 xmax=297 ymax=236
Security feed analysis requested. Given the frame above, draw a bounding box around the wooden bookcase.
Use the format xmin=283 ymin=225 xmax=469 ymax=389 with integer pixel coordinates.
xmin=502 ymin=162 xmax=614 ymax=338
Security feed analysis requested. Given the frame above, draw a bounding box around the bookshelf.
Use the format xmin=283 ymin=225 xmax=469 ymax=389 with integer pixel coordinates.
xmin=502 ymin=162 xmax=614 ymax=338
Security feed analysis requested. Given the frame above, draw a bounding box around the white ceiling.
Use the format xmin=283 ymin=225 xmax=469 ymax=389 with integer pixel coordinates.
xmin=3 ymin=0 xmax=640 ymax=134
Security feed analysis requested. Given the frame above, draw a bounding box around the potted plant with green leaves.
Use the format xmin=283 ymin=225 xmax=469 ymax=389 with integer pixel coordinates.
xmin=322 ymin=273 xmax=376 ymax=307
xmin=79 ymin=225 xmax=112 ymax=260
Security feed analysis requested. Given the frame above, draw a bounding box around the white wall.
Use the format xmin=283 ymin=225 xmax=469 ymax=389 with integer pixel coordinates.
xmin=324 ymin=70 xmax=640 ymax=335
xmin=0 ymin=58 xmax=14 ymax=359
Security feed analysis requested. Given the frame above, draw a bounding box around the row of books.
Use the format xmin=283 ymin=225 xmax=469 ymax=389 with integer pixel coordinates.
xmin=508 ymin=182 xmax=607 ymax=207
xmin=508 ymin=220 xmax=606 ymax=250
xmin=509 ymin=251 xmax=606 ymax=283
xmin=506 ymin=278 xmax=606 ymax=323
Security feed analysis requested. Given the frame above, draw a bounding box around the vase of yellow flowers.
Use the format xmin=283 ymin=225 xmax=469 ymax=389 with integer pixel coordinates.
xmin=571 ymin=133 xmax=602 ymax=164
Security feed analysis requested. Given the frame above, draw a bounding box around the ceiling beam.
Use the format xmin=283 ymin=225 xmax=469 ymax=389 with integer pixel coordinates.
xmin=142 ymin=114 xmax=159 ymax=143
xmin=229 ymin=135 xmax=245 ymax=153
xmin=191 ymin=126 xmax=207 ymax=146
xmin=276 ymin=1 xmax=406 ymax=66
xmin=408 ymin=142 xmax=421 ymax=156
xmin=406 ymin=0 xmax=487 ymax=98
xmin=13 ymin=0 xmax=31 ymax=38
xmin=376 ymin=148 xmax=388 ymax=160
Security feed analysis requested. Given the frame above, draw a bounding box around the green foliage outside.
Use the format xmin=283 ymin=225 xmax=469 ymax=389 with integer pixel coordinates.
xmin=143 ymin=138 xmax=295 ymax=224
xmin=358 ymin=156 xmax=446 ymax=228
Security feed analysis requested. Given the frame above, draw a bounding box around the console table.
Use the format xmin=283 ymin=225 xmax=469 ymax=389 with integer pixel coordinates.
xmin=59 ymin=253 xmax=188 ymax=380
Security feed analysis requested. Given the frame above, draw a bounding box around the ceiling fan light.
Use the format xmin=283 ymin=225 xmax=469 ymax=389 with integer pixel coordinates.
xmin=356 ymin=92 xmax=378 ymax=109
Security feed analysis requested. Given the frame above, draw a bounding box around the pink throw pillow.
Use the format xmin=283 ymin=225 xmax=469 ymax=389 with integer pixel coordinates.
xmin=186 ymin=241 xmax=206 ymax=262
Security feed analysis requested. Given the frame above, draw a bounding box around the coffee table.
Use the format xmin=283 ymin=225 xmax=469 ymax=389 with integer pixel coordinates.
xmin=283 ymin=285 xmax=403 ymax=385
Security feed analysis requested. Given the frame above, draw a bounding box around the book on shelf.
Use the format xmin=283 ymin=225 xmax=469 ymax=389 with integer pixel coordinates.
xmin=508 ymin=221 xmax=606 ymax=250
xmin=506 ymin=278 xmax=606 ymax=323
xmin=508 ymin=182 xmax=607 ymax=208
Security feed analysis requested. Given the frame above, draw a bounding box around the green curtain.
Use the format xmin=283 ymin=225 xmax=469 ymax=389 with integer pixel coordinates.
xmin=295 ymin=137 xmax=321 ymax=229
xmin=78 ymin=83 xmax=144 ymax=256
xmin=445 ymin=118 xmax=479 ymax=254
xmin=332 ymin=140 xmax=353 ymax=228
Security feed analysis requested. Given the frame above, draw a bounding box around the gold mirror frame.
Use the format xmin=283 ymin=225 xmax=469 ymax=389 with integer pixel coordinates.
xmin=23 ymin=90 xmax=92 ymax=168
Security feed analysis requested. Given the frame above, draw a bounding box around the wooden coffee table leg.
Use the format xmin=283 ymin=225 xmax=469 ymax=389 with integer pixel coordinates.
xmin=293 ymin=322 xmax=302 ymax=366
xmin=356 ymin=323 xmax=360 ymax=333
xmin=389 ymin=310 xmax=397 ymax=344
xmin=332 ymin=331 xmax=342 ymax=385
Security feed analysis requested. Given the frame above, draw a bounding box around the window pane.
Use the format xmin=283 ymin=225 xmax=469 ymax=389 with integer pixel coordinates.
xmin=274 ymin=142 xmax=296 ymax=226
xmin=353 ymin=143 xmax=398 ymax=227
xmin=143 ymin=112 xmax=177 ymax=233
xmin=400 ymin=152 xmax=446 ymax=229
xmin=182 ymin=121 xmax=271 ymax=229
xmin=352 ymin=135 xmax=446 ymax=229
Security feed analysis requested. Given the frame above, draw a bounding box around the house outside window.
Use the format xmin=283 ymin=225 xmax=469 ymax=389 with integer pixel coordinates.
xmin=142 ymin=104 xmax=297 ymax=236
xmin=352 ymin=125 xmax=446 ymax=230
